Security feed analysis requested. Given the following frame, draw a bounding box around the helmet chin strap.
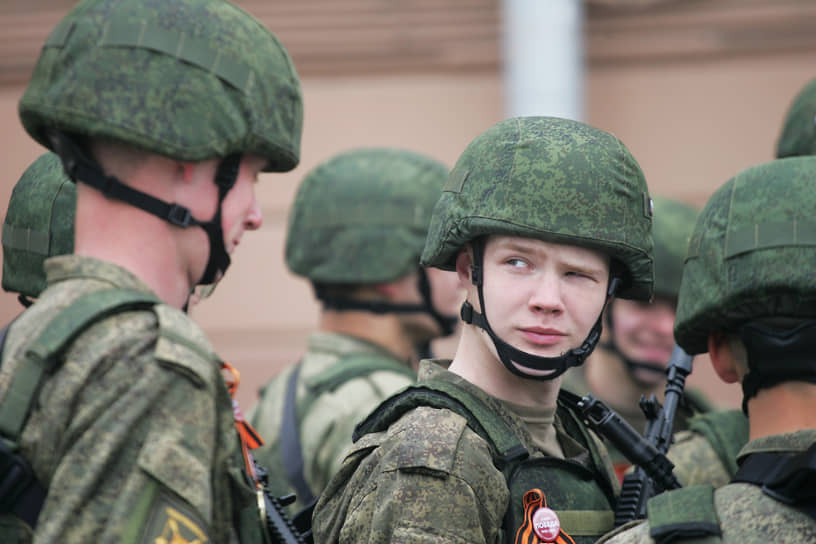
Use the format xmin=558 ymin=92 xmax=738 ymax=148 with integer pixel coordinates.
xmin=50 ymin=132 xmax=240 ymax=287
xmin=314 ymin=267 xmax=459 ymax=337
xmin=601 ymin=306 xmax=665 ymax=383
xmin=461 ymin=239 xmax=618 ymax=381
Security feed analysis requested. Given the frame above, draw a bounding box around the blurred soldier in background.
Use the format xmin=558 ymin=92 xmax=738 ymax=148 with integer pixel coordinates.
xmin=599 ymin=156 xmax=816 ymax=544
xmin=248 ymin=147 xmax=461 ymax=515
xmin=2 ymin=152 xmax=75 ymax=311
xmin=0 ymin=0 xmax=303 ymax=541
xmin=313 ymin=116 xmax=656 ymax=544
xmin=776 ymin=77 xmax=816 ymax=158
xmin=562 ymin=197 xmax=713 ymax=480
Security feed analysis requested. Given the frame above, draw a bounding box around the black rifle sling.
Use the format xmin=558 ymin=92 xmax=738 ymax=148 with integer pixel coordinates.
xmin=0 ymin=288 xmax=159 ymax=528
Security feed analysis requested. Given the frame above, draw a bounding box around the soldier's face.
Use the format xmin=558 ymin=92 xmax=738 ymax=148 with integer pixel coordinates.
xmin=181 ymin=154 xmax=264 ymax=285
xmin=611 ymin=296 xmax=676 ymax=383
xmin=467 ymin=236 xmax=610 ymax=366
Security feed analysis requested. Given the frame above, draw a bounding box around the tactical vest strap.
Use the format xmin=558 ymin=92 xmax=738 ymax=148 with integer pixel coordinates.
xmin=646 ymin=485 xmax=722 ymax=544
xmin=557 ymin=510 xmax=615 ymax=536
xmin=0 ymin=288 xmax=159 ymax=528
xmin=0 ymin=288 xmax=159 ymax=441
xmin=305 ymin=354 xmax=414 ymax=395
xmin=688 ymin=410 xmax=749 ymax=479
xmin=280 ymin=353 xmax=416 ymax=507
xmin=354 ymin=382 xmax=529 ymax=466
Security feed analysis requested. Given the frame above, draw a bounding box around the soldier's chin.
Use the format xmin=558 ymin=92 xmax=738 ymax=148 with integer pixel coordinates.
xmin=511 ymin=362 xmax=558 ymax=378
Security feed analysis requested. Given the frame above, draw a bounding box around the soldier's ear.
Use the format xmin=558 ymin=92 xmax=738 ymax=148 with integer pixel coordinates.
xmin=454 ymin=245 xmax=474 ymax=284
xmin=708 ymin=332 xmax=740 ymax=384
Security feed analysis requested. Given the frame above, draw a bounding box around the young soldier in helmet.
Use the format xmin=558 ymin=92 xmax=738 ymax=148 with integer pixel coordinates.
xmin=0 ymin=1 xmax=302 ymax=542
xmin=312 ymin=116 xmax=655 ymax=544
xmin=2 ymin=152 xmax=75 ymax=310
xmin=562 ymin=197 xmax=713 ymax=480
xmin=598 ymin=156 xmax=816 ymax=544
xmin=663 ymin=80 xmax=816 ymax=491
xmin=248 ymin=147 xmax=461 ymax=514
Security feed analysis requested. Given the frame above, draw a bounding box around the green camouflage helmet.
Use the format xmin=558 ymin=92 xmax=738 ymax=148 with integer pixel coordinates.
xmin=776 ymin=78 xmax=816 ymax=159
xmin=675 ymin=156 xmax=816 ymax=354
xmin=286 ymin=148 xmax=448 ymax=284
xmin=19 ymin=0 xmax=302 ymax=172
xmin=420 ymin=116 xmax=654 ymax=300
xmin=2 ymin=152 xmax=76 ymax=299
xmin=652 ymin=197 xmax=698 ymax=298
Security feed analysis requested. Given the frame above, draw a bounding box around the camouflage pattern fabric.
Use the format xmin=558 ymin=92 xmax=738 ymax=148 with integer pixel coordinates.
xmin=776 ymin=78 xmax=816 ymax=158
xmin=2 ymin=152 xmax=75 ymax=299
xmin=247 ymin=331 xmax=415 ymax=514
xmin=0 ymin=256 xmax=259 ymax=543
xmin=561 ymin=349 xmax=708 ymax=480
xmin=650 ymin=197 xmax=697 ymax=298
xmin=675 ymin=156 xmax=816 ymax=355
xmin=312 ymin=360 xmax=619 ymax=543
xmin=285 ymin=148 xmax=449 ymax=283
xmin=597 ymin=431 xmax=816 ymax=543
xmin=19 ymin=0 xmax=302 ymax=172
xmin=667 ymin=410 xmax=749 ymax=488
xmin=420 ymin=116 xmax=654 ymax=301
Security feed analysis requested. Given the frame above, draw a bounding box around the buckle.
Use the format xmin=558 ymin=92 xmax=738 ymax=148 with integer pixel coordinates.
xmin=167 ymin=205 xmax=193 ymax=227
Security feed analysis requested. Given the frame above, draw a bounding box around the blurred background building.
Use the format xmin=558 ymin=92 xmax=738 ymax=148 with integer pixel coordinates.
xmin=0 ymin=0 xmax=813 ymax=407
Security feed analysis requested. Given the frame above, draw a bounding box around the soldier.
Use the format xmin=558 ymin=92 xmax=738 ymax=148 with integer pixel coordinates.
xmin=248 ymin=147 xmax=461 ymax=514
xmin=0 ymin=0 xmax=302 ymax=542
xmin=313 ymin=116 xmax=656 ymax=544
xmin=776 ymin=77 xmax=816 ymax=158
xmin=598 ymin=157 xmax=816 ymax=544
xmin=562 ymin=197 xmax=713 ymax=480
xmin=665 ymin=77 xmax=816 ymax=490
xmin=2 ymin=152 xmax=75 ymax=310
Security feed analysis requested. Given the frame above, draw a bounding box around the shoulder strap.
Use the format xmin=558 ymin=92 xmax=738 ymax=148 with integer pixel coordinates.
xmin=279 ymin=353 xmax=414 ymax=507
xmin=353 ymin=380 xmax=528 ymax=468
xmin=687 ymin=410 xmax=750 ymax=478
xmin=0 ymin=288 xmax=159 ymax=528
xmin=0 ymin=288 xmax=159 ymax=443
xmin=281 ymin=362 xmax=314 ymax=506
xmin=305 ymin=353 xmax=415 ymax=395
xmin=646 ymin=485 xmax=723 ymax=544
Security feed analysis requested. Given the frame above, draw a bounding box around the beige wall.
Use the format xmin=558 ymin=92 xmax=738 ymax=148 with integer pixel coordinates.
xmin=1 ymin=7 xmax=813 ymax=410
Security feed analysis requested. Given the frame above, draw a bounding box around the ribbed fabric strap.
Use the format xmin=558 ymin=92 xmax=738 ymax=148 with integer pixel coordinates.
xmin=0 ymin=288 xmax=159 ymax=441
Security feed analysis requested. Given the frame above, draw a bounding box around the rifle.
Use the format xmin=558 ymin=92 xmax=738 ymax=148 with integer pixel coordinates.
xmin=563 ymin=345 xmax=693 ymax=526
xmin=255 ymin=463 xmax=312 ymax=544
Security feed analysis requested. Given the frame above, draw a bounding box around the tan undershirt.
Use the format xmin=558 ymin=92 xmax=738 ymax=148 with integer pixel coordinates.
xmin=501 ymin=399 xmax=565 ymax=459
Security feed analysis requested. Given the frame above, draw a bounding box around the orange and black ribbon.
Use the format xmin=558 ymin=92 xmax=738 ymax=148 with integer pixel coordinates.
xmin=515 ymin=488 xmax=576 ymax=544
xmin=222 ymin=362 xmax=265 ymax=483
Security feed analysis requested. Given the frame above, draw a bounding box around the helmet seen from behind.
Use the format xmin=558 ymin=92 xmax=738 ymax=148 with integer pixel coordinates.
xmin=2 ymin=152 xmax=76 ymax=301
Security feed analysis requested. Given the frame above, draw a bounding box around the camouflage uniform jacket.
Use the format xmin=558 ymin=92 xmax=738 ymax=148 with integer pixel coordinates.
xmin=561 ymin=347 xmax=712 ymax=480
xmin=0 ymin=256 xmax=260 ymax=543
xmin=247 ymin=331 xmax=415 ymax=513
xmin=666 ymin=410 xmax=749 ymax=489
xmin=312 ymin=360 xmax=620 ymax=544
xmin=597 ymin=430 xmax=816 ymax=544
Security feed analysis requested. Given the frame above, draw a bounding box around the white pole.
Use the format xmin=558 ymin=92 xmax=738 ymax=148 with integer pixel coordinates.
xmin=502 ymin=0 xmax=585 ymax=121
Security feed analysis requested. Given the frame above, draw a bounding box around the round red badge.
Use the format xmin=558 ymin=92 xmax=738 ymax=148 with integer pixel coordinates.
xmin=532 ymin=506 xmax=561 ymax=542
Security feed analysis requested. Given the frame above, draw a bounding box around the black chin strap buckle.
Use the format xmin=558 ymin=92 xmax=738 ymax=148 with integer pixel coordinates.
xmin=167 ymin=205 xmax=194 ymax=228
xmin=460 ymin=301 xmax=474 ymax=324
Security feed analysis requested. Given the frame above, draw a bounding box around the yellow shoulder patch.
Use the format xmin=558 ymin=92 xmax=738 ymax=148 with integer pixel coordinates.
xmin=142 ymin=490 xmax=210 ymax=544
